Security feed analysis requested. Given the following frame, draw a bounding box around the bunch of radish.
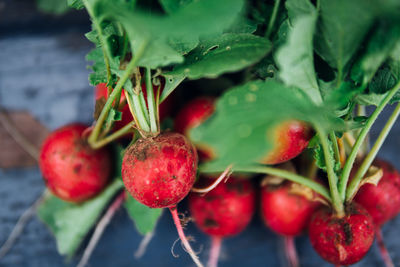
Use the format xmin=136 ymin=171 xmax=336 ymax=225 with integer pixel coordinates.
xmin=3 ymin=0 xmax=400 ymax=266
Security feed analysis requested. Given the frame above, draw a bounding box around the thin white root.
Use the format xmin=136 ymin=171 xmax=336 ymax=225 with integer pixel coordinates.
xmin=169 ymin=207 xmax=204 ymax=267
xmin=0 ymin=190 xmax=48 ymax=259
xmin=134 ymin=231 xmax=155 ymax=259
xmin=191 ymin=165 xmax=233 ymax=194
xmin=208 ymin=236 xmax=222 ymax=267
xmin=76 ymin=192 xmax=125 ymax=267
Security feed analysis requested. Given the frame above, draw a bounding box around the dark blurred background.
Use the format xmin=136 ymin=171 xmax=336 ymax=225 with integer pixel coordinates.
xmin=0 ymin=1 xmax=399 ymax=266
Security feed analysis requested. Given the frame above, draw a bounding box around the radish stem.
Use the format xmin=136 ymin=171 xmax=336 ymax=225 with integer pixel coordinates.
xmin=145 ymin=67 xmax=158 ymax=133
xmin=346 ymin=102 xmax=400 ymax=201
xmin=204 ymin=165 xmax=332 ymax=201
xmin=315 ymin=128 xmax=343 ymax=216
xmin=192 ymin=165 xmax=233 ymax=194
xmin=90 ymin=123 xmax=135 ymax=149
xmin=169 ymin=207 xmax=204 ymax=267
xmin=77 ymin=192 xmax=126 ymax=267
xmin=208 ymin=236 xmax=222 ymax=267
xmin=339 ymin=80 xmax=400 ymax=200
xmin=88 ymin=42 xmax=147 ymax=147
xmin=266 ymin=0 xmax=281 ymax=38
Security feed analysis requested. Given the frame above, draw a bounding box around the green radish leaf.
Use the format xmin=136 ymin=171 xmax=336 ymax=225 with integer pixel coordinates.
xmin=37 ymin=179 xmax=124 ymax=257
xmin=351 ymin=23 xmax=400 ymax=85
xmin=104 ymin=108 xmax=122 ymax=130
xmin=160 ymin=74 xmax=186 ymax=103
xmin=67 ymin=0 xmax=84 ymax=10
xmin=168 ymin=33 xmax=272 ymax=79
xmin=36 ymin=0 xmax=69 ymax=14
xmin=356 ymin=66 xmax=400 ymax=106
xmin=86 ymin=48 xmax=108 ymax=86
xmin=98 ymin=0 xmax=244 ymax=68
xmin=191 ymin=80 xmax=346 ymax=171
xmin=314 ymin=0 xmax=375 ymax=74
xmin=275 ymin=8 xmax=321 ymax=104
xmin=124 ymin=194 xmax=163 ymax=235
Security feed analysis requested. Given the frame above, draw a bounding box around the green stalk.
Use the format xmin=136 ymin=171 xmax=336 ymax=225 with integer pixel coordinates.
xmin=138 ymin=90 xmax=150 ymax=126
xmin=338 ymin=80 xmax=400 ymax=200
xmin=330 ymin=131 xmax=341 ymax=164
xmin=317 ymin=128 xmax=344 ymax=215
xmin=145 ymin=68 xmax=158 ymax=133
xmin=216 ymin=165 xmax=332 ymax=201
xmin=266 ymin=0 xmax=281 ymax=39
xmin=131 ymin=93 xmax=150 ymax=132
xmin=88 ymin=44 xmax=146 ymax=147
xmin=91 ymin=123 xmax=135 ymax=149
xmin=346 ymin=102 xmax=400 ymax=201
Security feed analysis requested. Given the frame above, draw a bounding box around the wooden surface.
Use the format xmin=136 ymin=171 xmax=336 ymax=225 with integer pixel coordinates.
xmin=0 ymin=1 xmax=399 ymax=266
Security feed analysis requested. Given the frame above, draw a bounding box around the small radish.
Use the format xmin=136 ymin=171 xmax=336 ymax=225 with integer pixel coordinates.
xmin=259 ymin=120 xmax=313 ymax=165
xmin=353 ymin=159 xmax=400 ymax=267
xmin=189 ymin=177 xmax=256 ymax=267
xmin=260 ymin=169 xmax=319 ymax=267
xmin=122 ymin=132 xmax=197 ymax=208
xmin=174 ymin=97 xmax=215 ymax=136
xmin=122 ymin=132 xmax=202 ymax=266
xmin=354 ymin=159 xmax=400 ymax=227
xmin=39 ymin=123 xmax=111 ymax=202
xmin=261 ymin=181 xmax=319 ymax=236
xmin=308 ymin=203 xmax=375 ymax=265
xmin=174 ymin=97 xmax=215 ymax=160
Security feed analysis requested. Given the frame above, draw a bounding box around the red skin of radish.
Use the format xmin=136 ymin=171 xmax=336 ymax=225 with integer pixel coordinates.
xmin=354 ymin=159 xmax=400 ymax=227
xmin=259 ymin=120 xmax=313 ymax=165
xmin=122 ymin=132 xmax=198 ymax=208
xmin=39 ymin=124 xmax=111 ymax=202
xmin=308 ymin=203 xmax=375 ymax=265
xmin=189 ymin=178 xmax=256 ymax=237
xmin=174 ymin=97 xmax=215 ymax=160
xmin=261 ymin=182 xmax=319 ymax=236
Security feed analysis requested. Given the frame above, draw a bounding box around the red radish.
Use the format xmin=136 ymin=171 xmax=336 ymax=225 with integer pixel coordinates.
xmin=353 ymin=159 xmax=400 ymax=267
xmin=189 ymin=177 xmax=255 ymax=236
xmin=189 ymin=177 xmax=255 ymax=267
xmin=260 ymin=178 xmax=319 ymax=267
xmin=259 ymin=120 xmax=313 ymax=165
xmin=121 ymin=132 xmax=198 ymax=208
xmin=175 ymin=97 xmax=215 ymax=136
xmin=261 ymin=181 xmax=319 ymax=236
xmin=122 ymin=132 xmax=202 ymax=266
xmin=354 ymin=159 xmax=400 ymax=227
xmin=308 ymin=203 xmax=375 ymax=265
xmin=175 ymin=97 xmax=216 ymax=160
xmin=39 ymin=123 xmax=111 ymax=202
